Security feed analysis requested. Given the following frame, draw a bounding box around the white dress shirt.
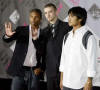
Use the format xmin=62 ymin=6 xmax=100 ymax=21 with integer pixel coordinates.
xmin=23 ymin=25 xmax=40 ymax=67
xmin=59 ymin=25 xmax=97 ymax=89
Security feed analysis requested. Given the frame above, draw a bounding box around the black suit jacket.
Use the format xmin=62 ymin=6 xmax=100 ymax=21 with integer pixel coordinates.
xmin=43 ymin=19 xmax=72 ymax=77
xmin=3 ymin=26 xmax=46 ymax=77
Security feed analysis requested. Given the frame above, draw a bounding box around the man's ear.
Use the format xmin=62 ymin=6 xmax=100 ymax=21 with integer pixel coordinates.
xmin=79 ymin=19 xmax=82 ymax=22
xmin=56 ymin=9 xmax=59 ymax=16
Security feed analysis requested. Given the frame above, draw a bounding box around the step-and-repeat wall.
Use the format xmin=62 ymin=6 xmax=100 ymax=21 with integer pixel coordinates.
xmin=0 ymin=0 xmax=100 ymax=87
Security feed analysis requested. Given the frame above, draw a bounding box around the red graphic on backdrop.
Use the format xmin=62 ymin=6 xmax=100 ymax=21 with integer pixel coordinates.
xmin=57 ymin=3 xmax=63 ymax=15
xmin=23 ymin=22 xmax=27 ymax=26
xmin=69 ymin=0 xmax=80 ymax=6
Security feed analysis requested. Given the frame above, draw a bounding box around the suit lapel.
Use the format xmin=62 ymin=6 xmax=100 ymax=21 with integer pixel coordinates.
xmin=54 ymin=20 xmax=61 ymax=38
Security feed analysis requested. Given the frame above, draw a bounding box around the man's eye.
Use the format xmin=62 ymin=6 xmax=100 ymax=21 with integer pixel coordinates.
xmin=45 ymin=12 xmax=47 ymax=14
xmin=71 ymin=15 xmax=74 ymax=17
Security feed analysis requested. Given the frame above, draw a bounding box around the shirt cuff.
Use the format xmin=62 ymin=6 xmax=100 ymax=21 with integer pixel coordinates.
xmin=59 ymin=65 xmax=64 ymax=72
xmin=87 ymin=70 xmax=96 ymax=77
xmin=4 ymin=35 xmax=11 ymax=39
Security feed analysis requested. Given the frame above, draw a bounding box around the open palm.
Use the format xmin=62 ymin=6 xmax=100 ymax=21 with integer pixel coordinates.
xmin=5 ymin=22 xmax=15 ymax=37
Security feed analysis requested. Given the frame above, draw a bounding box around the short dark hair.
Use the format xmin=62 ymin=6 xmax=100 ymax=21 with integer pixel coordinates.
xmin=44 ymin=3 xmax=57 ymax=11
xmin=30 ymin=9 xmax=42 ymax=19
xmin=68 ymin=6 xmax=87 ymax=26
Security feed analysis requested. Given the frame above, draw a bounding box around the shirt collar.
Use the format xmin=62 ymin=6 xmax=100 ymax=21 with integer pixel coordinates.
xmin=71 ymin=25 xmax=86 ymax=35
xmin=29 ymin=24 xmax=40 ymax=38
xmin=49 ymin=19 xmax=59 ymax=28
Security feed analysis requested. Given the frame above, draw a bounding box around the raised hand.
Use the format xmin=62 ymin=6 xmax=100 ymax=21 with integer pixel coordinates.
xmin=5 ymin=22 xmax=15 ymax=37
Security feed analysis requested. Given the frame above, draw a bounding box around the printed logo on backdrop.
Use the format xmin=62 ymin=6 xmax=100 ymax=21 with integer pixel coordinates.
xmin=88 ymin=4 xmax=100 ymax=19
xmin=9 ymin=10 xmax=20 ymax=24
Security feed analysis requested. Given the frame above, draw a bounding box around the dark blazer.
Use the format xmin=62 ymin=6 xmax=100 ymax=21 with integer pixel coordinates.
xmin=3 ymin=26 xmax=46 ymax=77
xmin=43 ymin=19 xmax=72 ymax=77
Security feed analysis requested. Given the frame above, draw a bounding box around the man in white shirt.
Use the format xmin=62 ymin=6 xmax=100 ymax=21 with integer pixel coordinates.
xmin=59 ymin=6 xmax=97 ymax=90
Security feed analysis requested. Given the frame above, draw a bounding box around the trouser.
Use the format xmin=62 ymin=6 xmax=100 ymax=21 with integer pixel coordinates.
xmin=47 ymin=73 xmax=60 ymax=90
xmin=63 ymin=86 xmax=83 ymax=90
xmin=11 ymin=68 xmax=40 ymax=90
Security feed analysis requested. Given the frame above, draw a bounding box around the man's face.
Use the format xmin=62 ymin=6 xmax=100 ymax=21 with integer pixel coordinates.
xmin=68 ymin=12 xmax=81 ymax=27
xmin=44 ymin=7 xmax=57 ymax=22
xmin=29 ymin=12 xmax=41 ymax=26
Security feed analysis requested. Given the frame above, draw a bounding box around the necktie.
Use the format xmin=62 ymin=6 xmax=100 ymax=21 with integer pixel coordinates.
xmin=51 ymin=24 xmax=55 ymax=37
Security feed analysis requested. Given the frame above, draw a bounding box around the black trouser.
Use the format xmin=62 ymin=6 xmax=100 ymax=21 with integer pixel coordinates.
xmin=47 ymin=73 xmax=60 ymax=90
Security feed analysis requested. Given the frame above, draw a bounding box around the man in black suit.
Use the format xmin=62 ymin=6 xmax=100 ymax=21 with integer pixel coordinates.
xmin=3 ymin=9 xmax=46 ymax=90
xmin=43 ymin=3 xmax=72 ymax=90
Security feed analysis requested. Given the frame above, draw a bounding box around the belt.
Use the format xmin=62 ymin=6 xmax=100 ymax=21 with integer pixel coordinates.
xmin=23 ymin=66 xmax=36 ymax=71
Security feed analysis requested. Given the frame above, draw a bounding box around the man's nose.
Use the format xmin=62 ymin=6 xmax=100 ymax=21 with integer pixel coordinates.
xmin=68 ymin=18 xmax=70 ymax=21
xmin=32 ymin=18 xmax=35 ymax=21
xmin=47 ymin=13 xmax=50 ymax=17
